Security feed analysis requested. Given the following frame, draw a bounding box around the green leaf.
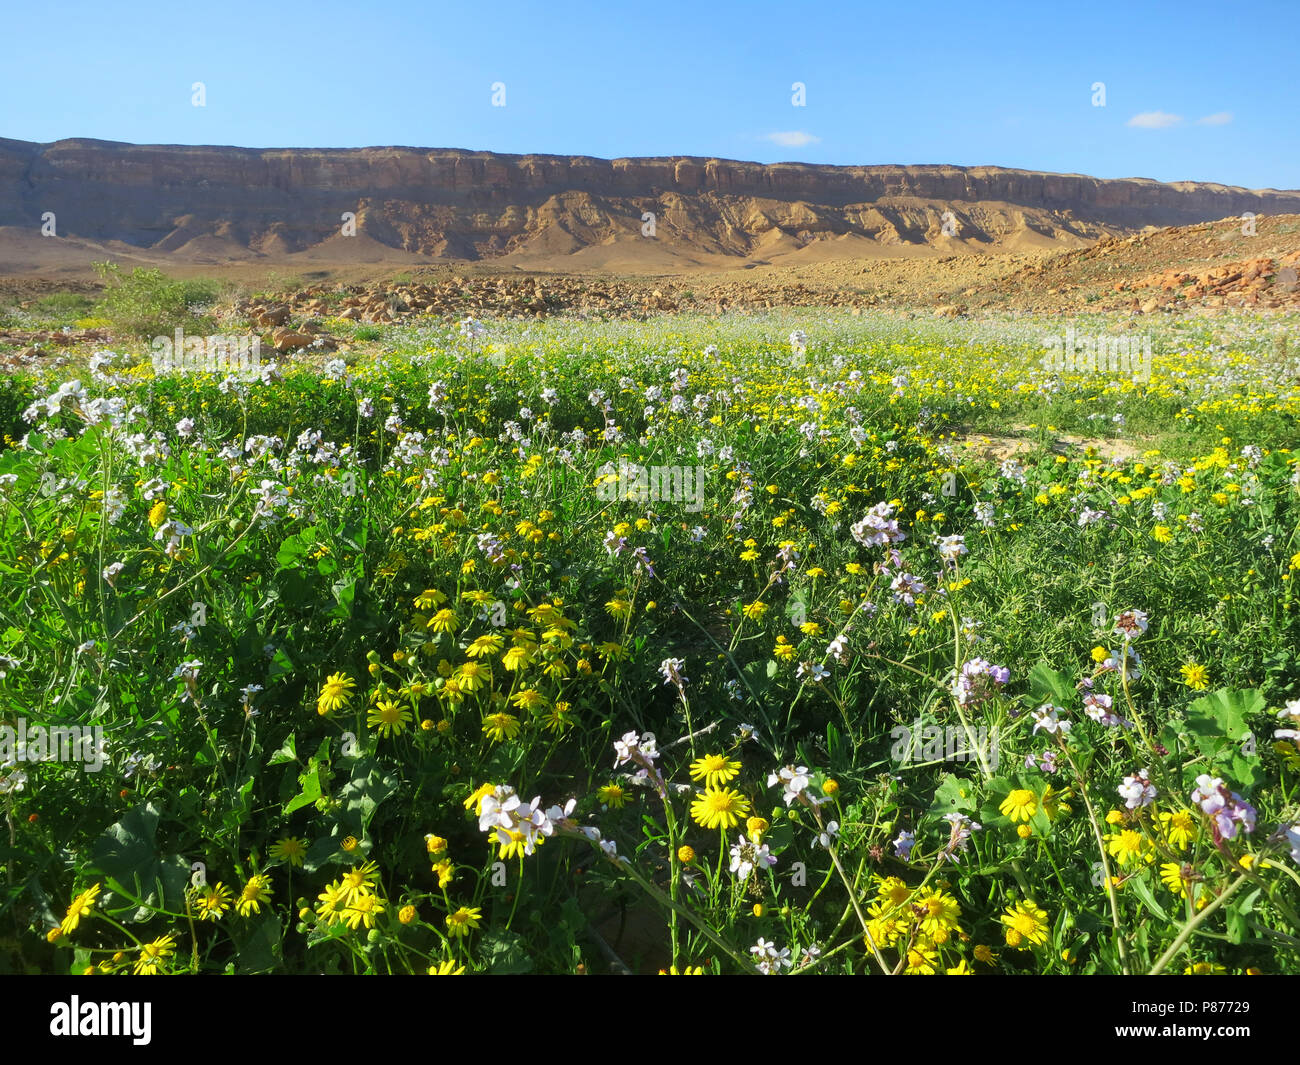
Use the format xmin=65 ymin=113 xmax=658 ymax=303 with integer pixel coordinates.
xmin=88 ymin=803 xmax=189 ymax=918
xmin=275 ymin=527 xmax=319 ymax=570
xmin=285 ymin=769 xmax=322 ymax=815
xmin=741 ymin=658 xmax=772 ymax=697
xmin=1127 ymin=873 xmax=1170 ymax=922
xmin=328 ymin=578 xmax=357 ymax=620
xmin=1185 ymin=689 xmax=1264 ymax=744
xmin=1225 ymin=903 xmax=1246 ymax=944
xmin=268 ymin=733 xmax=298 ymax=766
xmin=233 ymin=913 xmax=283 ymax=973
xmin=20 ymin=873 xmax=60 ymax=931
xmin=91 ymin=804 xmax=160 ymax=880
xmin=479 ymin=928 xmax=534 ymax=974
xmin=302 ymin=833 xmax=349 ymax=875
xmin=268 ymin=646 xmax=296 ymax=681
xmin=222 ymin=775 xmax=256 ymax=834
xmin=275 ymin=566 xmax=316 ymax=609
xmin=927 ymin=773 xmax=977 ymax=816
xmin=1228 ymin=753 xmax=1264 ymax=795
xmin=1026 ymin=663 xmax=1075 ymax=707
xmin=1029 ymin=804 xmax=1052 ymax=837
xmin=339 ymin=756 xmax=399 ymax=833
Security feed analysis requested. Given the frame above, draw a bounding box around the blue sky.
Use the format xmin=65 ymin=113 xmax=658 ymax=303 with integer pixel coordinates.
xmin=4 ymin=0 xmax=1297 ymax=189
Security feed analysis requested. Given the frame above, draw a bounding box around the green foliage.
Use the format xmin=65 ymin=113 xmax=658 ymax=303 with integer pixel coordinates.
xmin=2 ymin=309 xmax=1299 ymax=975
xmin=90 ymin=262 xmax=219 ymax=339
xmin=33 ymin=292 xmax=95 ymax=323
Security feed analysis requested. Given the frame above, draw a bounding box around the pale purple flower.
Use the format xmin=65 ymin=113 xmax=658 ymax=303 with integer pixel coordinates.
xmin=1283 ymin=824 xmax=1300 ymax=867
xmin=797 ymin=661 xmax=830 ymax=682
xmin=1026 ymin=749 xmax=1059 ymax=773
xmin=936 ymin=534 xmax=968 ymax=564
xmin=1083 ymin=691 xmax=1131 ymax=729
xmin=631 ymin=546 xmax=655 ymax=577
xmin=1119 ymin=769 xmax=1157 ymax=810
xmin=941 ymin=812 xmax=981 ymax=861
xmin=1113 ymin=609 xmax=1150 ymax=639
xmin=850 ymin=501 xmax=907 ymax=548
xmin=951 ymin=658 xmax=1010 ymax=706
xmin=730 ymin=835 xmax=777 ymax=881
xmin=659 ymin=658 xmax=687 ymax=689
xmin=170 ymin=659 xmax=203 ymax=683
xmin=768 ymin=764 xmax=813 ymax=806
xmin=1191 ymin=774 xmax=1257 ymax=841
xmin=1031 ymin=704 xmax=1071 ymax=736
xmin=893 ymin=829 xmax=915 ymax=861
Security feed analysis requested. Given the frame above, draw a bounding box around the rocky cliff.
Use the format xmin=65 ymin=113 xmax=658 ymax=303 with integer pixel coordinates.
xmin=2 ymin=138 xmax=1298 ymax=264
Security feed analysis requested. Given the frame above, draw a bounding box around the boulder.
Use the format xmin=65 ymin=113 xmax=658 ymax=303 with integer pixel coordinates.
xmin=256 ymin=305 xmax=291 ymax=327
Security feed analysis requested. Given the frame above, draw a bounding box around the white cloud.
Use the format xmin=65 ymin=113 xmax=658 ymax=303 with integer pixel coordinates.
xmin=1197 ymin=111 xmax=1233 ymax=126
xmin=1127 ymin=111 xmax=1183 ymax=129
xmin=764 ymin=131 xmax=821 ymax=147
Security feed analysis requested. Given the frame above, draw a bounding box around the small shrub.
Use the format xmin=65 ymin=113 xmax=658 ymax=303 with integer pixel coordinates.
xmin=91 ymin=262 xmax=216 ymax=339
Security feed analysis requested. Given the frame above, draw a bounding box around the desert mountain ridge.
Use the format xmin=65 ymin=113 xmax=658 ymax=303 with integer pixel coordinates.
xmin=2 ymin=137 xmax=1299 ymax=275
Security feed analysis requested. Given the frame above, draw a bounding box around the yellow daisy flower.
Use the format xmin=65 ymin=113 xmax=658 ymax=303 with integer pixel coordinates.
xmin=465 ymin=634 xmax=503 ymax=658
xmin=1105 ymin=829 xmax=1150 ymax=867
xmin=1159 ymin=809 xmax=1198 ymax=850
xmin=999 ymin=789 xmax=1038 ymax=822
xmin=342 ymin=891 xmax=386 ymax=930
xmin=687 ymin=753 xmax=742 ymax=787
xmin=1000 ymin=900 xmax=1050 ymax=948
xmin=427 ymin=609 xmax=460 ymax=634
xmin=61 ymin=883 xmax=101 ymax=936
xmin=501 ymin=645 xmax=533 ymax=671
xmin=192 ymin=882 xmax=233 ymax=921
xmin=317 ymin=672 xmax=356 ymax=715
xmin=236 ymin=873 xmax=273 ymax=917
xmin=1180 ymin=662 xmax=1210 ymax=691
xmin=482 ymin=712 xmax=521 ymax=743
xmin=690 ymin=786 xmax=750 ymax=830
xmin=368 ymin=698 xmax=412 ymax=738
xmin=134 ymin=934 xmax=177 ymax=975
xmin=338 ymin=861 xmax=381 ymax=904
xmin=269 ymin=836 xmax=308 ymax=867
xmin=316 ymin=880 xmax=348 ymax=925
xmin=446 ymin=906 xmax=482 ymax=937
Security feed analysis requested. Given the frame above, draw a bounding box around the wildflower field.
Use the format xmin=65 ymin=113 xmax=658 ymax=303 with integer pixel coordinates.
xmin=3 ymin=308 xmax=1300 ymax=976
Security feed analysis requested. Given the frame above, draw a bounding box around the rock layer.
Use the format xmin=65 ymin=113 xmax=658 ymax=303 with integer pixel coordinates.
xmin=2 ymin=138 xmax=1299 ymax=262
